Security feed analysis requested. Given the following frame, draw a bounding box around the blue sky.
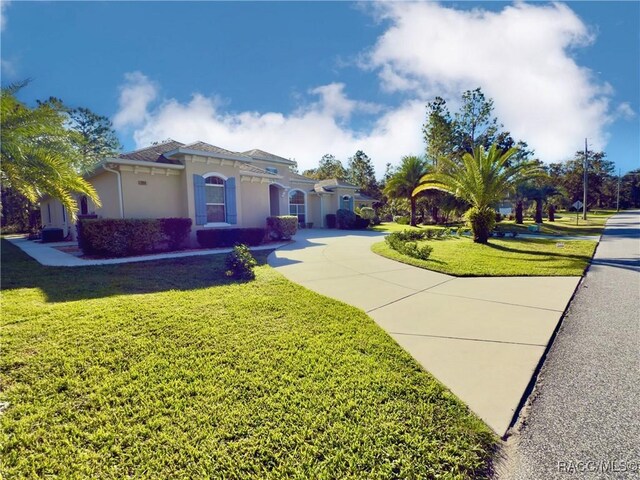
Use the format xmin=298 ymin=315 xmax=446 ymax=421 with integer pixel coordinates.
xmin=1 ymin=1 xmax=638 ymax=175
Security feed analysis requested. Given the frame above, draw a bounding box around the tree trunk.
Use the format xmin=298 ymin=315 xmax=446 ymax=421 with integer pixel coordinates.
xmin=534 ymin=198 xmax=543 ymax=224
xmin=431 ymin=205 xmax=439 ymax=225
xmin=548 ymin=204 xmax=555 ymax=222
xmin=515 ymin=200 xmax=523 ymax=224
xmin=410 ymin=196 xmax=417 ymax=227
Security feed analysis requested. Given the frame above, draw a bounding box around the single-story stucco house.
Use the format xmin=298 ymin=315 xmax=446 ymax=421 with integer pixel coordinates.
xmin=40 ymin=140 xmax=375 ymax=242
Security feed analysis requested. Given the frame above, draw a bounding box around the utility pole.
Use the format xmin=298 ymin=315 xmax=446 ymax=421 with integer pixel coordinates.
xmin=583 ymin=138 xmax=588 ymax=220
xmin=617 ymin=168 xmax=621 ymax=212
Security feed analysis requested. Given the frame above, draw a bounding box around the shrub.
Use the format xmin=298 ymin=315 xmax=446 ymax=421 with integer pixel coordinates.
xmin=456 ymin=226 xmax=465 ymax=237
xmin=385 ymin=231 xmax=433 ymax=260
xmin=266 ymin=216 xmax=298 ymax=240
xmin=393 ymin=215 xmax=410 ymax=225
xmin=159 ymin=218 xmax=192 ymax=250
xmin=224 ymin=244 xmax=257 ymax=281
xmin=371 ymin=215 xmax=381 ymax=226
xmin=76 ymin=218 xmax=192 ymax=257
xmin=336 ymin=209 xmax=357 ymax=229
xmin=197 ymin=228 xmax=266 ymax=248
xmin=325 ymin=214 xmax=337 ymax=229
xmin=495 ymin=212 xmax=503 ymax=223
xmin=359 ymin=207 xmax=375 ymax=220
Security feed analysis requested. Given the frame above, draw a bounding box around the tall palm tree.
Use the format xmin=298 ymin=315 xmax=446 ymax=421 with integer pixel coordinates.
xmin=414 ymin=144 xmax=542 ymax=243
xmin=1 ymin=82 xmax=100 ymax=217
xmin=384 ymin=156 xmax=430 ymax=226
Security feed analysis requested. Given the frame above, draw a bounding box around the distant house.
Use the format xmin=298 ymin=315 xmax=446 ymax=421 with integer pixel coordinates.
xmin=40 ymin=140 xmax=375 ymax=241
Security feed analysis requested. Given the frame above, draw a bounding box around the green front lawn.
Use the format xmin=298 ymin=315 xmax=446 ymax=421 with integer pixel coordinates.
xmin=372 ymin=237 xmax=597 ymax=276
xmin=1 ymin=240 xmax=495 ymax=478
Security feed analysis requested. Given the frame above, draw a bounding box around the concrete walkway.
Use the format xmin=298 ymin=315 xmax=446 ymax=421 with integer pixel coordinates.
xmin=496 ymin=211 xmax=640 ymax=478
xmin=268 ymin=229 xmax=583 ymax=436
xmin=5 ymin=235 xmax=286 ymax=267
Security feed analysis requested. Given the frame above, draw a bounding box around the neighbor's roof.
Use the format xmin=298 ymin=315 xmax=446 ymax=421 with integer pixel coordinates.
xmin=242 ymin=149 xmax=296 ymax=165
xmin=119 ymin=140 xmax=185 ymax=164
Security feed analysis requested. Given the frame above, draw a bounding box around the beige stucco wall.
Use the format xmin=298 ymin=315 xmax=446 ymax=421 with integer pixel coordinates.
xmin=90 ymin=170 xmax=120 ymax=219
xmin=119 ymin=168 xmax=184 ymax=219
xmin=40 ymin=198 xmax=70 ymax=237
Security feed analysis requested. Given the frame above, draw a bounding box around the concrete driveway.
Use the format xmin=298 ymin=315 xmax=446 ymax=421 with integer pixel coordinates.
xmin=268 ymin=229 xmax=582 ymax=436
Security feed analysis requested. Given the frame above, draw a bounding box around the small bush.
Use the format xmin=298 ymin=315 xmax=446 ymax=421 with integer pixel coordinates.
xmin=325 ymin=214 xmax=337 ymax=229
xmin=371 ymin=215 xmax=381 ymax=226
xmin=266 ymin=216 xmax=298 ymax=240
xmin=197 ymin=228 xmax=266 ymax=248
xmin=393 ymin=215 xmax=410 ymax=225
xmin=456 ymin=226 xmax=465 ymax=237
xmin=385 ymin=231 xmax=433 ymax=260
xmin=224 ymin=244 xmax=257 ymax=281
xmin=359 ymin=207 xmax=375 ymax=220
xmin=76 ymin=218 xmax=192 ymax=257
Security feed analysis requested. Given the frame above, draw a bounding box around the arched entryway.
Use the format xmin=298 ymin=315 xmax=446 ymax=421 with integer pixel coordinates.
xmin=269 ymin=184 xmax=283 ymax=216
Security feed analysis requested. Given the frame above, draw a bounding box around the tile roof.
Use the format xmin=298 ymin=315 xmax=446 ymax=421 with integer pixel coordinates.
xmin=119 ymin=140 xmax=184 ymax=164
xmin=238 ymin=163 xmax=279 ymax=177
xmin=242 ymin=149 xmax=296 ymax=164
xmin=183 ymin=141 xmax=251 ymax=159
xmin=289 ymin=172 xmax=317 ymax=183
xmin=315 ymin=178 xmax=359 ymax=189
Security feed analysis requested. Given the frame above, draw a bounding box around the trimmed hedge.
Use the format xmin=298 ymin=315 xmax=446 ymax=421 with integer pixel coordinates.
xmin=326 ymin=214 xmax=337 ymax=229
xmin=266 ymin=216 xmax=298 ymax=240
xmin=336 ymin=209 xmax=369 ymax=230
xmin=77 ymin=218 xmax=192 ymax=257
xmin=197 ymin=228 xmax=266 ymax=248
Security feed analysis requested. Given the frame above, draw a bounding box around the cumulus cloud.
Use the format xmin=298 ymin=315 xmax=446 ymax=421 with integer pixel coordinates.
xmin=615 ymin=102 xmax=636 ymax=121
xmin=113 ymin=71 xmax=159 ymax=130
xmin=117 ymin=72 xmax=423 ymax=174
xmin=365 ymin=1 xmax=611 ymax=161
xmin=0 ymin=0 xmax=10 ymax=31
xmin=117 ymin=3 xmax=622 ymax=171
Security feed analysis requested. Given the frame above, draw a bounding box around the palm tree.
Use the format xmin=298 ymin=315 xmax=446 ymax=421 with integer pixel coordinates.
xmin=384 ymin=156 xmax=430 ymax=226
xmin=414 ymin=144 xmax=542 ymax=243
xmin=1 ymin=82 xmax=100 ymax=217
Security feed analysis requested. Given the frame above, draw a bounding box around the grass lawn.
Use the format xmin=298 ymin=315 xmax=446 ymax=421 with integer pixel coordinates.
xmin=500 ymin=210 xmax=615 ymax=236
xmin=372 ymin=236 xmax=597 ymax=276
xmin=1 ymin=240 xmax=495 ymax=479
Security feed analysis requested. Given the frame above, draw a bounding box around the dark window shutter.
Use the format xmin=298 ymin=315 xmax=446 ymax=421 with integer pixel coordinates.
xmin=193 ymin=174 xmax=207 ymax=225
xmin=225 ymin=177 xmax=237 ymax=224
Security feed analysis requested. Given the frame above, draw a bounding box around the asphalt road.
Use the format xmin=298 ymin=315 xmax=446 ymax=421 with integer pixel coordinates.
xmin=496 ymin=211 xmax=640 ymax=479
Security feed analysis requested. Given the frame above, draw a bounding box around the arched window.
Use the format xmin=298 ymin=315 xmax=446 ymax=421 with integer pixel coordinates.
xmin=341 ymin=195 xmax=351 ymax=211
xmin=205 ymin=176 xmax=226 ymax=223
xmin=289 ymin=190 xmax=306 ymax=223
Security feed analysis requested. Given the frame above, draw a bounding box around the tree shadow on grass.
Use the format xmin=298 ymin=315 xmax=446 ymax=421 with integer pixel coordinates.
xmin=484 ymin=240 xmax=593 ymax=262
xmin=1 ymin=240 xmax=273 ymax=303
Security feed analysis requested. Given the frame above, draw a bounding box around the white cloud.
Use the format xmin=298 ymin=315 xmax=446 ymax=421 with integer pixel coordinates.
xmin=113 ymin=71 xmax=159 ymax=130
xmin=615 ymin=102 xmax=636 ymax=120
xmin=365 ymin=2 xmax=612 ymax=161
xmin=119 ymin=72 xmax=424 ymax=174
xmin=0 ymin=0 xmax=10 ymax=31
xmin=117 ymin=3 xmax=622 ymax=172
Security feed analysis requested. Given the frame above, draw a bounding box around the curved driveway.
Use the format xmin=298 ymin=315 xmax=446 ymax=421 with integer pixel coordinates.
xmin=268 ymin=229 xmax=581 ymax=436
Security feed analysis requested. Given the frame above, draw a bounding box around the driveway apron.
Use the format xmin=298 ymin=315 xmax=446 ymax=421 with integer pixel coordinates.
xmin=268 ymin=229 xmax=581 ymax=436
